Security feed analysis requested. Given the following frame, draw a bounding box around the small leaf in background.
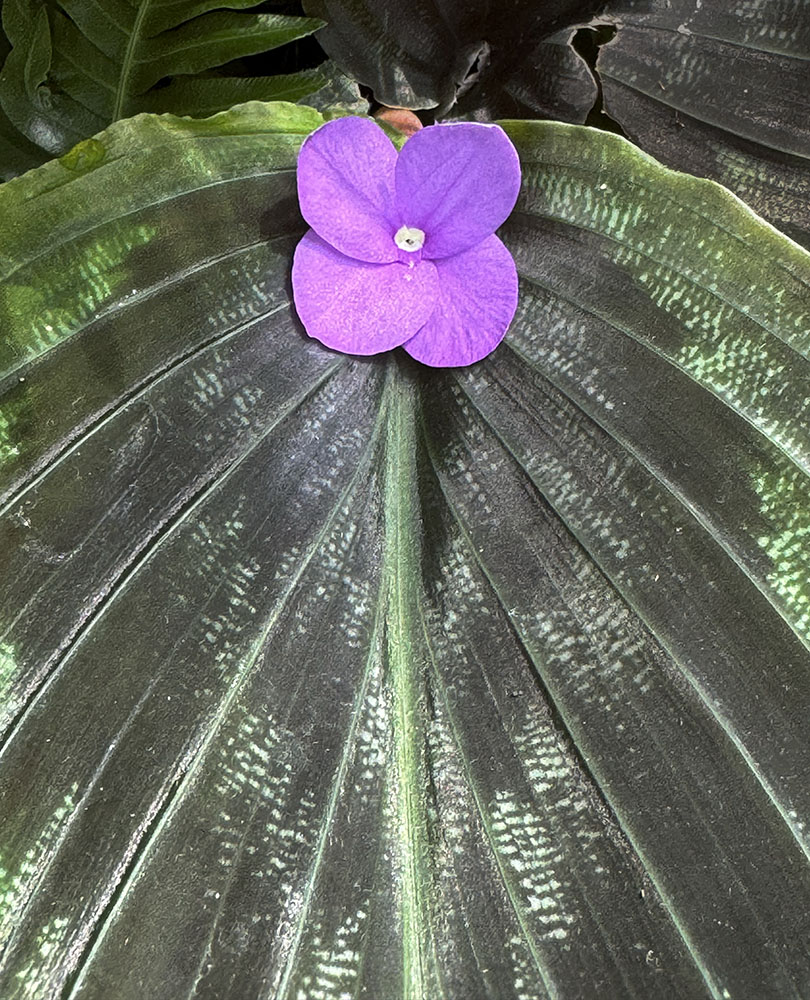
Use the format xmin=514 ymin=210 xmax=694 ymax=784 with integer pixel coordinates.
xmin=302 ymin=0 xmax=603 ymax=118
xmin=143 ymin=69 xmax=329 ymax=118
xmin=303 ymin=0 xmax=492 ymax=112
xmin=299 ymin=57 xmax=367 ymax=115
xmin=0 ymin=0 xmax=325 ymax=165
xmin=20 ymin=3 xmax=51 ymax=102
xmin=1 ymin=102 xmax=809 ymax=998
xmin=451 ymin=26 xmax=599 ymax=125
xmin=0 ymin=101 xmax=48 ymax=180
xmin=0 ymin=2 xmax=51 ymax=176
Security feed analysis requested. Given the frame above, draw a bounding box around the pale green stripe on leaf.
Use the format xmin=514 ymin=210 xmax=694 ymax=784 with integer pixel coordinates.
xmin=505 ymin=120 xmax=810 ymax=472
xmin=753 ymin=459 xmax=810 ymax=644
xmin=504 ymin=119 xmax=810 ymax=651
xmin=0 ymin=642 xmax=21 ymax=731
xmin=0 ymin=786 xmax=79 ymax=952
xmin=0 ymin=222 xmax=156 ymax=374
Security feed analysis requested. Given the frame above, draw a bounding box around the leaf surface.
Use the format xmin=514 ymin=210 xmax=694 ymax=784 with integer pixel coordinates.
xmin=1 ymin=103 xmax=810 ymax=999
xmin=0 ymin=0 xmax=324 ymax=162
xmin=450 ymin=28 xmax=597 ymax=125
xmin=303 ymin=0 xmax=810 ymax=249
xmin=597 ymin=0 xmax=810 ymax=247
xmin=302 ymin=0 xmax=602 ymax=118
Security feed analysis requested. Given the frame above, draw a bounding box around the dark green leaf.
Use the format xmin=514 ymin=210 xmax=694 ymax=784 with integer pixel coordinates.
xmin=299 ymin=58 xmax=368 ymax=116
xmin=451 ymin=28 xmax=597 ymax=124
xmin=1 ymin=103 xmax=810 ymax=998
xmin=141 ymin=69 xmax=328 ymax=118
xmin=302 ymin=0 xmax=601 ymax=117
xmin=596 ymin=0 xmax=810 ymax=247
xmin=141 ymin=60 xmax=367 ymax=121
xmin=0 ymin=12 xmax=48 ymax=178
xmin=22 ymin=3 xmax=51 ymax=101
xmin=0 ymin=100 xmax=48 ymax=180
xmin=0 ymin=0 xmax=323 ymax=160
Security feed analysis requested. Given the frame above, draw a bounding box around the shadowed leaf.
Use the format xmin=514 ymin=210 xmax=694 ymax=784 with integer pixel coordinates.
xmin=302 ymin=0 xmax=602 ymax=118
xmin=450 ymin=28 xmax=597 ymax=125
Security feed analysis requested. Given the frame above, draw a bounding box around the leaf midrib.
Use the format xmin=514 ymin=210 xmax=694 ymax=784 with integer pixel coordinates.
xmin=388 ymin=376 xmax=429 ymax=1000
xmin=416 ymin=600 xmax=560 ymax=1000
xmin=112 ymin=0 xmax=152 ymax=121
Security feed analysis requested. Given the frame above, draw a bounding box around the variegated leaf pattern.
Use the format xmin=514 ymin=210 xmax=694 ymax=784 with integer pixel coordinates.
xmin=0 ymin=103 xmax=809 ymax=999
xmin=597 ymin=0 xmax=810 ymax=248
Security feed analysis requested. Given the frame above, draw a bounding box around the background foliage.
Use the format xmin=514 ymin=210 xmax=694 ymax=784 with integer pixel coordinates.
xmin=0 ymin=1 xmax=809 ymax=997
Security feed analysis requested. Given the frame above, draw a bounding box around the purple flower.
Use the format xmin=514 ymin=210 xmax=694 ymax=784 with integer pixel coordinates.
xmin=291 ymin=117 xmax=522 ymax=367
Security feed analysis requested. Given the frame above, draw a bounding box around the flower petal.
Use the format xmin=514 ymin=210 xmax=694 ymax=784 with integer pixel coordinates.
xmin=394 ymin=123 xmax=521 ymax=260
xmin=292 ymin=230 xmax=439 ymax=355
xmin=402 ymin=235 xmax=518 ymax=367
xmin=297 ymin=117 xmax=399 ymax=263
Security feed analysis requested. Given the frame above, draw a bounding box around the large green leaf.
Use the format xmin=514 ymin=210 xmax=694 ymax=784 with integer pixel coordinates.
xmin=1 ymin=103 xmax=810 ymax=998
xmin=0 ymin=0 xmax=323 ymax=162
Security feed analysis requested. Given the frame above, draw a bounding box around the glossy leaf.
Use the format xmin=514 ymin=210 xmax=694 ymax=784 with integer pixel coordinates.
xmin=0 ymin=3 xmax=49 ymax=178
xmin=0 ymin=101 xmax=47 ymax=180
xmin=597 ymin=0 xmax=810 ymax=247
xmin=0 ymin=0 xmax=323 ymax=163
xmin=1 ymin=103 xmax=810 ymax=999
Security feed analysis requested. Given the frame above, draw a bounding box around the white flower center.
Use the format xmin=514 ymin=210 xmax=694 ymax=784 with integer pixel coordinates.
xmin=394 ymin=225 xmax=425 ymax=252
